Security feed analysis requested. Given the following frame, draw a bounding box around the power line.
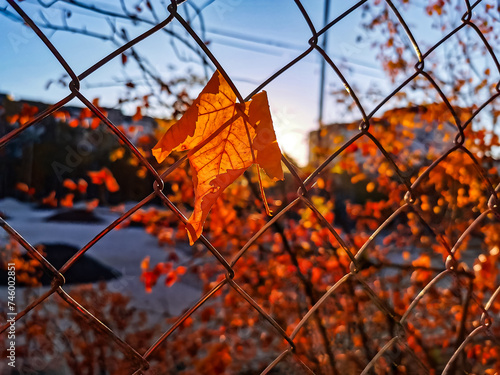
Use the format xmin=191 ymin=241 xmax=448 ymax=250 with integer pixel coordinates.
xmin=206 ymin=26 xmax=305 ymax=52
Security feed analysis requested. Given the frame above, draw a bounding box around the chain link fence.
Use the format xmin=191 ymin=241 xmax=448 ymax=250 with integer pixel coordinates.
xmin=1 ymin=0 xmax=500 ymax=374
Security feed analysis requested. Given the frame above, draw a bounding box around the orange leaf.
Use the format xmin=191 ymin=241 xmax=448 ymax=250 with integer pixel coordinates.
xmin=141 ymin=256 xmax=150 ymax=271
xmin=176 ymin=266 xmax=187 ymax=276
xmin=132 ymin=106 xmax=143 ymax=122
xmin=90 ymin=117 xmax=100 ymax=129
xmin=353 ymin=335 xmax=363 ymax=348
xmin=109 ymin=147 xmax=125 ymax=162
xmin=152 ymin=70 xmax=283 ymax=244
xmin=104 ymin=173 xmax=120 ymax=193
xmin=69 ymin=119 xmax=79 ymax=128
xmin=165 ymin=272 xmax=177 ymax=287
xmin=77 ymin=178 xmax=88 ymax=193
xmin=311 ymin=267 xmax=322 ymax=284
xmin=88 ymin=167 xmax=119 ymax=193
xmin=16 ymin=182 xmax=35 ymax=196
xmin=86 ymin=198 xmax=99 ymax=211
xmin=7 ymin=114 xmax=19 ymax=125
xmin=60 ymin=193 xmax=74 ymax=208
xmin=15 ymin=182 xmax=29 ymax=193
xmin=141 ymin=271 xmax=158 ymax=293
xmin=63 ymin=179 xmax=77 ymax=190
xmin=88 ymin=169 xmax=106 ymax=184
xmin=42 ymin=191 xmax=58 ymax=207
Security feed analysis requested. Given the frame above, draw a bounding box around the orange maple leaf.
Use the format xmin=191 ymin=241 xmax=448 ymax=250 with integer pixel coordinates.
xmin=153 ymin=70 xmax=283 ymax=244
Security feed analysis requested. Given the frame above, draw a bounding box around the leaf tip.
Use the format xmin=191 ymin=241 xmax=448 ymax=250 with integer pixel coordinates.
xmin=152 ymin=146 xmax=167 ymax=164
xmin=186 ymin=222 xmax=199 ymax=246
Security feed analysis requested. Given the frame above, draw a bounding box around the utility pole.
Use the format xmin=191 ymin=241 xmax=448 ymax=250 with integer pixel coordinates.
xmin=318 ymin=0 xmax=330 ymax=127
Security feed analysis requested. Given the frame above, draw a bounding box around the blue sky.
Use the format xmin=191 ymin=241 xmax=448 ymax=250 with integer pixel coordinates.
xmin=0 ymin=0 xmax=494 ymax=165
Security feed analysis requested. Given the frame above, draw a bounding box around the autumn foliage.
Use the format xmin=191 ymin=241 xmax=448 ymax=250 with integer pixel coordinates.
xmin=140 ymin=79 xmax=500 ymax=374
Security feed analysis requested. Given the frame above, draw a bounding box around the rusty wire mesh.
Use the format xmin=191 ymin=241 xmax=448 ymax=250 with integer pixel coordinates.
xmin=1 ymin=0 xmax=500 ymax=374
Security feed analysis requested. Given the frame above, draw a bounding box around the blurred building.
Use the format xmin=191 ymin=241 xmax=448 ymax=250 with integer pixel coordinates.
xmin=0 ymin=93 xmax=159 ymax=201
xmin=308 ymin=104 xmax=467 ymax=167
xmin=0 ymin=93 xmax=157 ymax=136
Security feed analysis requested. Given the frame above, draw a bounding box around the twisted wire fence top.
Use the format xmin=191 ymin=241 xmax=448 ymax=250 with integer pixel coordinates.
xmin=1 ymin=0 xmax=500 ymax=374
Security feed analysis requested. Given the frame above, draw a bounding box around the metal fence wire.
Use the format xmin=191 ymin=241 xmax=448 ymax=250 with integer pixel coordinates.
xmin=1 ymin=0 xmax=500 ymax=374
